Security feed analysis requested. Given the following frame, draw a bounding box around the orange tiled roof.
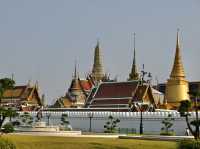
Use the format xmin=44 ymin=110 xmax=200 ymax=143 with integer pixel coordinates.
xmin=3 ymin=86 xmax=27 ymax=98
xmin=79 ymin=80 xmax=93 ymax=91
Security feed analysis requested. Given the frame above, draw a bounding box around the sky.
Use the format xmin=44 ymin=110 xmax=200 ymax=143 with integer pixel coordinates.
xmin=0 ymin=0 xmax=199 ymax=105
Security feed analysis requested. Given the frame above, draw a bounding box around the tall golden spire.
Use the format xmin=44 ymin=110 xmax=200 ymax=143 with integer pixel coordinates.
xmin=165 ymin=29 xmax=189 ymax=107
xmin=129 ymin=33 xmax=139 ymax=80
xmin=91 ymin=40 xmax=104 ymax=81
xmin=170 ymin=29 xmax=185 ymax=78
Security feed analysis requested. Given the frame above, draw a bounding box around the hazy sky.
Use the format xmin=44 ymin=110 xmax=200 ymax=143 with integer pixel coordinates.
xmin=0 ymin=0 xmax=199 ymax=104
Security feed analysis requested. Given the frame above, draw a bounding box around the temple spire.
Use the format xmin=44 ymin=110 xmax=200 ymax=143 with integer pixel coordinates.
xmin=129 ymin=33 xmax=139 ymax=81
xmin=91 ymin=40 xmax=104 ymax=81
xmin=170 ymin=29 xmax=185 ymax=78
xmin=164 ymin=29 xmax=189 ymax=107
xmin=73 ymin=60 xmax=78 ymax=79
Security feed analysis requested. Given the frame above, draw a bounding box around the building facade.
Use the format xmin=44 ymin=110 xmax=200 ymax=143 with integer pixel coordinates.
xmin=1 ymin=82 xmax=42 ymax=111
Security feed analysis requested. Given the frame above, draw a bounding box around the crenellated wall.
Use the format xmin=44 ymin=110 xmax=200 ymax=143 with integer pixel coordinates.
xmin=14 ymin=111 xmax=199 ymax=135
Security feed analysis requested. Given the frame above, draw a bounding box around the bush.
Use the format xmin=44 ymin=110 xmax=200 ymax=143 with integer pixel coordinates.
xmin=178 ymin=139 xmax=200 ymax=149
xmin=2 ymin=123 xmax=14 ymax=133
xmin=0 ymin=138 xmax=16 ymax=149
xmin=160 ymin=131 xmax=175 ymax=136
xmin=104 ymin=115 xmax=120 ymax=133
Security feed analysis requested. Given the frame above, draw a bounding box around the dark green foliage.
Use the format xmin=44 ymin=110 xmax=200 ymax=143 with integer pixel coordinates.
xmin=178 ymin=100 xmax=192 ymax=117
xmin=11 ymin=121 xmax=20 ymax=127
xmin=2 ymin=122 xmax=14 ymax=133
xmin=19 ymin=112 xmax=33 ymax=126
xmin=60 ymin=114 xmax=71 ymax=131
xmin=178 ymin=91 xmax=200 ymax=140
xmin=160 ymin=114 xmax=175 ymax=136
xmin=0 ymin=138 xmax=16 ymax=149
xmin=191 ymin=120 xmax=200 ymax=127
xmin=178 ymin=139 xmax=200 ymax=149
xmin=104 ymin=115 xmax=120 ymax=133
xmin=0 ymin=78 xmax=15 ymax=98
xmin=61 ymin=114 xmax=69 ymax=125
xmin=0 ymin=107 xmax=18 ymax=128
xmin=160 ymin=131 xmax=175 ymax=136
xmin=0 ymin=78 xmax=17 ymax=129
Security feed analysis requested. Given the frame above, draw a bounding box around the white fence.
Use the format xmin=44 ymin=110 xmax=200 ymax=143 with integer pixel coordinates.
xmin=14 ymin=111 xmax=199 ymax=135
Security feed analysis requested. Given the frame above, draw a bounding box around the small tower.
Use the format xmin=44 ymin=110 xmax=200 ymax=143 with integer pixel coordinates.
xmin=165 ymin=30 xmax=189 ymax=106
xmin=91 ymin=40 xmax=105 ymax=82
xmin=128 ymin=33 xmax=139 ymax=81
xmin=68 ymin=61 xmax=81 ymax=97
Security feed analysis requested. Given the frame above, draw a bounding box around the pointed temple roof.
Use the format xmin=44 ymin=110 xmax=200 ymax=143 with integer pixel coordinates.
xmin=69 ymin=62 xmax=93 ymax=93
xmin=91 ymin=41 xmax=104 ymax=81
xmin=170 ymin=30 xmax=186 ymax=78
xmin=86 ymin=81 xmax=156 ymax=111
xmin=129 ymin=33 xmax=139 ymax=80
xmin=69 ymin=62 xmax=80 ymax=92
xmin=2 ymin=82 xmax=42 ymax=107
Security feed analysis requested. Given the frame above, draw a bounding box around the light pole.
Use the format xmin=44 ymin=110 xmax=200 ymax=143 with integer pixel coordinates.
xmin=46 ymin=113 xmax=51 ymax=126
xmin=88 ymin=112 xmax=94 ymax=132
xmin=137 ymin=64 xmax=152 ymax=135
xmin=135 ymin=103 xmax=143 ymax=135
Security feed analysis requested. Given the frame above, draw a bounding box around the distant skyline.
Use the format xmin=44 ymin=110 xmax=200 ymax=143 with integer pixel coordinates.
xmin=0 ymin=0 xmax=199 ymax=104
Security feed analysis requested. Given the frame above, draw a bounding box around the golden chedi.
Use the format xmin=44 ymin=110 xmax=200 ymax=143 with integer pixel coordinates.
xmin=165 ymin=30 xmax=189 ymax=109
xmin=91 ymin=41 xmax=105 ymax=82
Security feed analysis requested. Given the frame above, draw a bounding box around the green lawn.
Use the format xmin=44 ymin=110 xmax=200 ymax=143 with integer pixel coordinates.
xmin=3 ymin=135 xmax=177 ymax=149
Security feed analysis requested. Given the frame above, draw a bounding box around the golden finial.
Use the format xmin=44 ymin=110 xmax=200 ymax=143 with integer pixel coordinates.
xmin=170 ymin=29 xmax=185 ymax=78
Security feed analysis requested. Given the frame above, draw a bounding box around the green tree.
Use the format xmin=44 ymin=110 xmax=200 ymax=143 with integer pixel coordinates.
xmin=178 ymin=91 xmax=200 ymax=139
xmin=60 ymin=114 xmax=72 ymax=130
xmin=0 ymin=107 xmax=18 ymax=128
xmin=61 ymin=114 xmax=69 ymax=125
xmin=0 ymin=78 xmax=15 ymax=104
xmin=104 ymin=115 xmax=120 ymax=133
xmin=160 ymin=114 xmax=175 ymax=135
xmin=19 ymin=112 xmax=33 ymax=126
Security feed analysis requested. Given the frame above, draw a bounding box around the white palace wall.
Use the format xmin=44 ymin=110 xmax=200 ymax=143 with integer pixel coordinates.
xmin=15 ymin=111 xmax=199 ymax=135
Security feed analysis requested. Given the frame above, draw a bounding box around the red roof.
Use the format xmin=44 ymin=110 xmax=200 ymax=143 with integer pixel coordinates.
xmin=80 ymin=80 xmax=93 ymax=91
xmin=94 ymin=81 xmax=139 ymax=98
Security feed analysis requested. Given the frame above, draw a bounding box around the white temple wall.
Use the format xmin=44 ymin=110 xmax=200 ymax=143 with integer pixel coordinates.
xmin=12 ymin=111 xmax=198 ymax=135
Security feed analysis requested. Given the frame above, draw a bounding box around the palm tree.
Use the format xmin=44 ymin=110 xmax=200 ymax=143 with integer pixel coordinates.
xmin=178 ymin=91 xmax=200 ymax=140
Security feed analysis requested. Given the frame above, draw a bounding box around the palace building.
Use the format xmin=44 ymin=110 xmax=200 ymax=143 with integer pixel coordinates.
xmin=85 ymin=35 xmax=163 ymax=112
xmin=1 ymin=81 xmax=42 ymax=111
xmin=53 ymin=41 xmax=110 ymax=108
xmin=53 ymin=63 xmax=93 ymax=108
xmin=52 ymin=31 xmax=193 ymax=111
xmin=85 ymin=81 xmax=160 ymax=112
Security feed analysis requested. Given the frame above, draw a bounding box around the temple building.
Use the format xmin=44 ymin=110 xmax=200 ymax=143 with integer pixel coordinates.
xmin=85 ymin=81 xmax=159 ymax=112
xmin=85 ymin=36 xmax=163 ymax=111
xmin=53 ymin=41 xmax=113 ymax=108
xmin=53 ymin=64 xmax=93 ymax=108
xmin=1 ymin=81 xmax=42 ymax=111
xmin=163 ymin=30 xmax=189 ymax=110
